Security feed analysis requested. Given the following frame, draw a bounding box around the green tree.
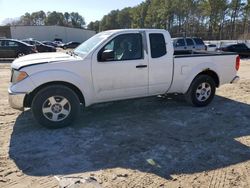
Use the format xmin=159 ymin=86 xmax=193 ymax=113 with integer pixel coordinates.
xmin=45 ymin=11 xmax=65 ymax=26
xmin=69 ymin=12 xmax=86 ymax=28
xmin=64 ymin=12 xmax=70 ymax=26
xmin=31 ymin=11 xmax=46 ymax=25
xmin=19 ymin=13 xmax=32 ymax=25
xmin=117 ymin=8 xmax=132 ymax=28
xmin=131 ymin=0 xmax=150 ymax=28
xmin=87 ymin=21 xmax=100 ymax=32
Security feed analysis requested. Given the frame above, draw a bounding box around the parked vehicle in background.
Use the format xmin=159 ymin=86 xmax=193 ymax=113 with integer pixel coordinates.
xmin=218 ymin=43 xmax=250 ymax=58
xmin=205 ymin=43 xmax=217 ymax=51
xmin=173 ymin=37 xmax=206 ymax=53
xmin=61 ymin=41 xmax=81 ymax=49
xmin=0 ymin=39 xmax=37 ymax=58
xmin=42 ymin=41 xmax=58 ymax=47
xmin=54 ymin=38 xmax=63 ymax=42
xmin=22 ymin=39 xmax=56 ymax=53
xmin=8 ymin=29 xmax=240 ymax=128
xmin=53 ymin=39 xmax=64 ymax=47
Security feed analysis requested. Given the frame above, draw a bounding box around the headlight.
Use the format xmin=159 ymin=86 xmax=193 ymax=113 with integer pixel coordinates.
xmin=11 ymin=69 xmax=28 ymax=84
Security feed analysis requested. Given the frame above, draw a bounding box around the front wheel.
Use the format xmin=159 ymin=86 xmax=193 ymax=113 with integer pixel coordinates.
xmin=32 ymin=85 xmax=80 ymax=128
xmin=185 ymin=75 xmax=216 ymax=107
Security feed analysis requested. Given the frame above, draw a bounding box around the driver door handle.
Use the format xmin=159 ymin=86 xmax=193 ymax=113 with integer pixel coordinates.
xmin=136 ymin=65 xmax=147 ymax=68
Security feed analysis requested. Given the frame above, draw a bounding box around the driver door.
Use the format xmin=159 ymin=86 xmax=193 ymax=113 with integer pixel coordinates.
xmin=92 ymin=33 xmax=149 ymax=102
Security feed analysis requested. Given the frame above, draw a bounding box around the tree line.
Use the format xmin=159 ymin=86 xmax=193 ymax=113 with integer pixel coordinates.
xmin=87 ymin=0 xmax=250 ymax=40
xmin=4 ymin=0 xmax=249 ymax=40
xmin=7 ymin=11 xmax=85 ymax=28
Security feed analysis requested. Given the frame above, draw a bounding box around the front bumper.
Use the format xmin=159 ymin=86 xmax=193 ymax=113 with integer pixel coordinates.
xmin=8 ymin=89 xmax=26 ymax=111
xmin=230 ymin=76 xmax=240 ymax=84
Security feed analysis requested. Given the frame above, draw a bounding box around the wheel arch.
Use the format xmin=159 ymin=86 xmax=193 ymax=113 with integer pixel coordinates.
xmin=24 ymin=81 xmax=85 ymax=108
xmin=181 ymin=68 xmax=220 ymax=95
xmin=195 ymin=69 xmax=220 ymax=87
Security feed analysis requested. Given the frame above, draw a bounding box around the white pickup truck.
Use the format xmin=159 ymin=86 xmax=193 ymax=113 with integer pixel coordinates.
xmin=9 ymin=29 xmax=240 ymax=128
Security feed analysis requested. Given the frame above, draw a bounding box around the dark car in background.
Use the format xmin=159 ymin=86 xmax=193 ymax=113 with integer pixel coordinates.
xmin=42 ymin=41 xmax=58 ymax=47
xmin=0 ymin=39 xmax=37 ymax=58
xmin=61 ymin=41 xmax=81 ymax=49
xmin=219 ymin=43 xmax=250 ymax=58
xmin=22 ymin=39 xmax=56 ymax=52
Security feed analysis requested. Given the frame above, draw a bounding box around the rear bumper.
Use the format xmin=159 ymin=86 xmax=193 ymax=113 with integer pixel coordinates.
xmin=230 ymin=76 xmax=240 ymax=84
xmin=8 ymin=89 xmax=26 ymax=111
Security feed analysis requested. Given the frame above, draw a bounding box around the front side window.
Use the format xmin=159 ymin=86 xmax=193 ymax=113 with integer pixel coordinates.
xmin=149 ymin=33 xmax=167 ymax=58
xmin=99 ymin=33 xmax=143 ymax=61
xmin=175 ymin=39 xmax=186 ymax=47
xmin=7 ymin=41 xmax=18 ymax=47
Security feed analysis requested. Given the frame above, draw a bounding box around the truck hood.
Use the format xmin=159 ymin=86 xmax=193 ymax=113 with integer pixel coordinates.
xmin=12 ymin=52 xmax=80 ymax=70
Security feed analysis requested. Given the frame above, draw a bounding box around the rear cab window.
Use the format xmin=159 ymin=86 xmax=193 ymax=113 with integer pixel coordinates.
xmin=149 ymin=33 xmax=167 ymax=58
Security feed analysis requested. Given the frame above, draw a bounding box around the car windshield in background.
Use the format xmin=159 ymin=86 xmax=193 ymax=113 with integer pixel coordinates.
xmin=74 ymin=32 xmax=111 ymax=56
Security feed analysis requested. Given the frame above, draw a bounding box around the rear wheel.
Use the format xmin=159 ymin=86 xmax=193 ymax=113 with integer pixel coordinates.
xmin=185 ymin=75 xmax=216 ymax=107
xmin=32 ymin=85 xmax=80 ymax=128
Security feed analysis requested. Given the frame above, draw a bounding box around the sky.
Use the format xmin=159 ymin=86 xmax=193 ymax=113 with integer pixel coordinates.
xmin=0 ymin=0 xmax=144 ymax=25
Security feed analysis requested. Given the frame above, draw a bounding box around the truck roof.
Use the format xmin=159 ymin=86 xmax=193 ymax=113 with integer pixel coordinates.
xmin=101 ymin=28 xmax=167 ymax=35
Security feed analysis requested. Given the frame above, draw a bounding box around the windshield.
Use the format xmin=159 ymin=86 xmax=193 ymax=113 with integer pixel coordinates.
xmin=74 ymin=32 xmax=112 ymax=56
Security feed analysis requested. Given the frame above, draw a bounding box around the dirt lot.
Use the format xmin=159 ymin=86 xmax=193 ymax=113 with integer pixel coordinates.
xmin=0 ymin=59 xmax=250 ymax=188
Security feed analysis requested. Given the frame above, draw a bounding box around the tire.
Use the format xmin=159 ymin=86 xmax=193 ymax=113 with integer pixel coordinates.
xmin=185 ymin=75 xmax=216 ymax=107
xmin=32 ymin=85 xmax=80 ymax=129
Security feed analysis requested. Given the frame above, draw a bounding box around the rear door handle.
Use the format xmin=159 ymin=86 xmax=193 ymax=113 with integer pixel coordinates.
xmin=136 ymin=65 xmax=147 ymax=68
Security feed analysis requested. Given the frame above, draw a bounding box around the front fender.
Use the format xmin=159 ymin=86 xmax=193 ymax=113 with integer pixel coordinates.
xmin=28 ymin=70 xmax=94 ymax=106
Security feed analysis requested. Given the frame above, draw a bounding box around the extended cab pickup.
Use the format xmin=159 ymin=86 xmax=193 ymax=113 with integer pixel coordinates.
xmin=8 ymin=29 xmax=240 ymax=128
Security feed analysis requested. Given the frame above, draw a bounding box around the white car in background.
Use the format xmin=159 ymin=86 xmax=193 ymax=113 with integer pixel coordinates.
xmin=205 ymin=43 xmax=217 ymax=51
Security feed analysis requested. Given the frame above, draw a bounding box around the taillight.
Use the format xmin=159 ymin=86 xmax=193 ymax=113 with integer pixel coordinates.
xmin=236 ymin=55 xmax=240 ymax=71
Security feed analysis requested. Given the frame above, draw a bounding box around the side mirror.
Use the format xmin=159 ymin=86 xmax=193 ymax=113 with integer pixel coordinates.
xmin=101 ymin=50 xmax=115 ymax=61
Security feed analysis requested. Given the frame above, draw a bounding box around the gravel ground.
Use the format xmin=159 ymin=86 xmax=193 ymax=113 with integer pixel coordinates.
xmin=0 ymin=59 xmax=250 ymax=188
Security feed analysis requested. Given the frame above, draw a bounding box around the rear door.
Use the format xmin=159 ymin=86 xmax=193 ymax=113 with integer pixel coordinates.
xmin=147 ymin=32 xmax=173 ymax=95
xmin=1 ymin=40 xmax=18 ymax=58
xmin=0 ymin=40 xmax=8 ymax=58
xmin=193 ymin=38 xmax=205 ymax=50
xmin=186 ymin=38 xmax=195 ymax=51
xmin=92 ymin=32 xmax=149 ymax=101
xmin=8 ymin=41 xmax=19 ymax=57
